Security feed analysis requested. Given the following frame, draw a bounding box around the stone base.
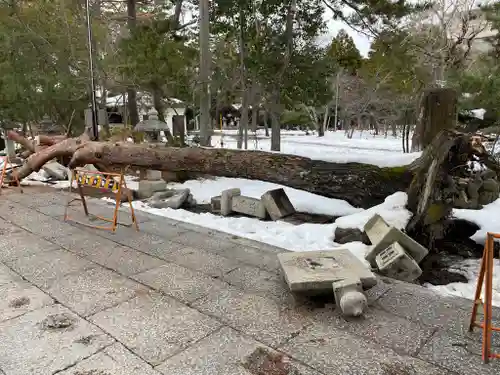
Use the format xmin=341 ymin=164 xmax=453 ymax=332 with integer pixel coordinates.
xmin=261 ymin=188 xmax=296 ymax=221
xmin=232 ymin=196 xmax=267 ymax=219
xmin=278 ymin=249 xmax=377 ymax=293
xmin=221 ymin=188 xmax=241 ymax=216
xmin=137 ymin=180 xmax=167 ymax=199
xmin=375 ymin=242 xmax=422 ymax=282
xmin=364 ymin=214 xmax=428 ymax=267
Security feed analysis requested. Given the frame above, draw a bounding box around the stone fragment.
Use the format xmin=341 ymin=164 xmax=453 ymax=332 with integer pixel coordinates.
xmin=261 ymin=188 xmax=296 ymax=221
xmin=221 ymin=188 xmax=241 ymax=216
xmin=231 ymin=195 xmax=267 ymax=219
xmin=479 ymin=190 xmax=498 ymax=205
xmin=482 ymin=178 xmax=499 ymax=192
xmin=375 ymin=242 xmax=422 ymax=282
xmin=332 ymin=277 xmax=367 ymax=317
xmin=149 ymin=189 xmax=190 ymax=209
xmin=467 ymin=179 xmax=481 ymax=199
xmin=137 ymin=180 xmax=167 ymax=199
xmin=278 ymin=249 xmax=377 ymax=293
xmin=364 ymin=214 xmax=428 ymax=268
xmin=186 ymin=193 xmax=197 ymax=206
xmin=146 ymin=170 xmax=162 ymax=180
xmin=43 ymin=161 xmax=69 ymax=180
xmin=334 ymin=227 xmax=371 ymax=245
xmin=481 ymin=169 xmax=497 ymax=180
xmin=211 ymin=196 xmax=221 ymax=213
xmin=151 ymin=190 xmax=176 ymax=201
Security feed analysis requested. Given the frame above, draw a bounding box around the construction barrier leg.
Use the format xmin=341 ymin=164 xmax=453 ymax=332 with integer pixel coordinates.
xmin=469 ymin=232 xmax=500 ymax=363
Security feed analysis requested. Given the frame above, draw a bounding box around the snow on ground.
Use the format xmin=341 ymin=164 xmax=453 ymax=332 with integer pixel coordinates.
xmin=166 ymin=177 xmax=361 ymax=217
xmin=211 ymin=129 xmax=422 ymax=167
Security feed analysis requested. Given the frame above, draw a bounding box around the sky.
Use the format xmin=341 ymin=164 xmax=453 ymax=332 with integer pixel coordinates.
xmin=320 ymin=8 xmax=372 ymax=57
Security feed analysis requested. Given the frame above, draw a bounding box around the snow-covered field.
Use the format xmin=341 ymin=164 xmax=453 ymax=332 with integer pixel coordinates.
xmin=21 ymin=129 xmax=500 ymax=306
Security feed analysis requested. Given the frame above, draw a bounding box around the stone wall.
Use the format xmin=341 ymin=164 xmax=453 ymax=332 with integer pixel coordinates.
xmin=453 ymin=169 xmax=500 ymax=209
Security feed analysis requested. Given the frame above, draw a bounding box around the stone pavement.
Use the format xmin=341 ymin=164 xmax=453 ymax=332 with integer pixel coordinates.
xmin=0 ymin=190 xmax=499 ymax=375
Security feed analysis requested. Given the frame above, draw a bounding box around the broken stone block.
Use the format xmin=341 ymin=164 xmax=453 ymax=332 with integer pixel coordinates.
xmin=482 ymin=178 xmax=499 ymax=192
xmin=364 ymin=214 xmax=428 ymax=268
xmin=479 ymin=190 xmax=498 ymax=205
xmin=334 ymin=227 xmax=371 ymax=245
xmin=467 ymin=179 xmax=481 ymax=200
xmin=332 ymin=277 xmax=367 ymax=317
xmin=231 ymin=195 xmax=267 ymax=219
xmin=149 ymin=189 xmax=190 ymax=209
xmin=186 ymin=193 xmax=197 ymax=207
xmin=261 ymin=188 xmax=296 ymax=221
xmin=481 ymin=169 xmax=497 ymax=180
xmin=211 ymin=196 xmax=221 ymax=214
xmin=375 ymin=242 xmax=422 ymax=282
xmin=137 ymin=180 xmax=167 ymax=199
xmin=42 ymin=161 xmax=69 ymax=180
xmin=278 ymin=249 xmax=377 ymax=294
xmin=220 ymin=188 xmax=241 ymax=216
xmin=146 ymin=169 xmax=162 ymax=181
xmin=5 ymin=139 xmax=16 ymax=159
xmin=151 ymin=190 xmax=176 ymax=201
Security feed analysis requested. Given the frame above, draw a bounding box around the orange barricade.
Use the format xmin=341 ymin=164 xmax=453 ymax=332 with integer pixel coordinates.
xmin=64 ymin=168 xmax=139 ymax=232
xmin=469 ymin=232 xmax=500 ymax=363
xmin=0 ymin=156 xmax=22 ymax=194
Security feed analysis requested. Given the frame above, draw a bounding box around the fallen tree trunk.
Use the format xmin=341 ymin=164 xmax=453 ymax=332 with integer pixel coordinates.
xmin=9 ymin=129 xmax=497 ymax=212
xmin=13 ymin=138 xmax=412 ymax=208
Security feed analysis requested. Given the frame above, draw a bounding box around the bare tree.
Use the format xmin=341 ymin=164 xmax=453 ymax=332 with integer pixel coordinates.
xmin=407 ymin=0 xmax=493 ymax=84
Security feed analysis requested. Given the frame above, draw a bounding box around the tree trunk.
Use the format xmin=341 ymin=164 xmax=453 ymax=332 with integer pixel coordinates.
xmin=320 ymin=104 xmax=328 ymax=137
xmin=411 ymin=88 xmax=457 ymax=152
xmin=12 ymin=132 xmax=413 ymax=208
xmin=126 ymin=0 xmax=140 ymax=127
xmin=270 ymin=104 xmax=281 ymax=151
xmin=264 ymin=110 xmax=270 ymax=137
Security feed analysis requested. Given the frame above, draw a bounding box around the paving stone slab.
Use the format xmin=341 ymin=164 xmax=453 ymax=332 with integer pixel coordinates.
xmin=375 ymin=283 xmax=474 ymax=332
xmin=132 ymin=263 xmax=229 ymax=304
xmin=58 ymin=342 xmax=159 ymax=375
xmin=191 ymin=286 xmax=311 ymax=347
xmin=90 ymin=291 xmax=222 ymax=366
xmin=417 ymin=330 xmax=500 ymax=375
xmin=279 ymin=323 xmax=456 ymax=375
xmin=49 ymin=230 xmax=123 ymax=256
xmin=308 ymin=305 xmax=436 ymax=356
xmin=36 ymin=204 xmax=68 ymax=218
xmin=6 ymin=249 xmax=95 ymax=289
xmin=0 ymin=264 xmax=23 ymax=287
xmin=0 ymin=219 xmax=24 ymax=235
xmin=222 ymin=265 xmax=291 ymax=302
xmin=156 ymin=326 xmax=322 ymax=375
xmin=83 ymin=225 xmax=171 ymax=255
xmin=163 ymin=245 xmax=241 ymax=277
xmin=6 ymin=192 xmax=64 ymax=208
xmin=0 ymin=304 xmax=114 ymax=375
xmin=0 ymin=281 xmax=54 ymax=322
xmin=171 ymin=232 xmax=281 ymax=273
xmin=47 ymin=266 xmax=148 ymax=317
xmin=82 ymin=244 xmax=166 ymax=276
xmin=0 ymin=231 xmax=60 ymax=262
xmin=137 ymin=219 xmax=189 ymax=239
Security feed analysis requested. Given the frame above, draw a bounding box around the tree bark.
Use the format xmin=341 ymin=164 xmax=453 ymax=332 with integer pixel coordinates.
xmin=126 ymin=0 xmax=140 ymax=127
xmin=411 ymin=88 xmax=457 ymax=152
xmin=11 ymin=131 xmax=412 ymax=208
